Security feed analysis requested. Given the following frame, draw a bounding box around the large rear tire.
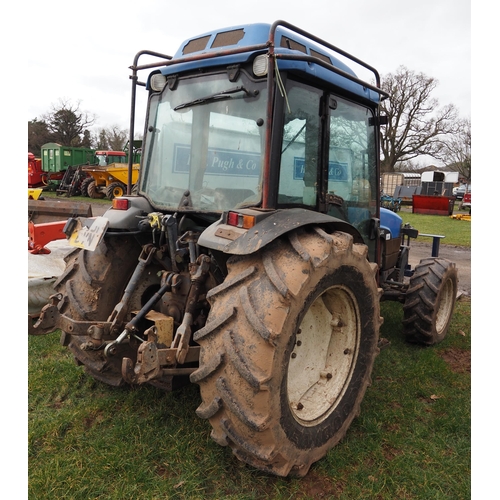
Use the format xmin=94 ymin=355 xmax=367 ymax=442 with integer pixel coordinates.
xmin=54 ymin=236 xmax=151 ymax=386
xmin=190 ymin=227 xmax=382 ymax=477
xmin=403 ymin=257 xmax=458 ymax=345
xmin=87 ymin=180 xmax=105 ymax=199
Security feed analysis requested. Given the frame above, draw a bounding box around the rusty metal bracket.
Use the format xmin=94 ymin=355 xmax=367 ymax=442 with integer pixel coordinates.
xmin=28 ymin=294 xmax=63 ymax=335
xmin=104 ymin=270 xmax=177 ymax=358
xmin=107 ymin=244 xmax=157 ymax=333
xmin=121 ymin=345 xmax=201 ymax=384
xmin=29 ymin=293 xmax=114 ymax=339
xmin=28 ymin=199 xmax=92 ymax=224
xmin=122 ymin=341 xmax=162 ymax=384
xmin=171 ymin=255 xmax=211 ymax=364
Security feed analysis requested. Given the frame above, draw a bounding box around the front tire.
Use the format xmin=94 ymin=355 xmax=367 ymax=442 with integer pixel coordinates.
xmin=190 ymin=227 xmax=382 ymax=477
xmin=80 ymin=177 xmax=93 ymax=197
xmin=403 ymin=258 xmax=458 ymax=345
xmin=106 ymin=182 xmax=126 ymax=200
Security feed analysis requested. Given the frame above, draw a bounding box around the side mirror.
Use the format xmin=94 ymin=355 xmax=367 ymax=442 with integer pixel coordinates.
xmin=369 ymin=115 xmax=388 ymax=126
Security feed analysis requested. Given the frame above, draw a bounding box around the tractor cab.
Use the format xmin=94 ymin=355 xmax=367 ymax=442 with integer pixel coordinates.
xmin=95 ymin=151 xmax=127 ymax=166
xmin=136 ymin=22 xmax=388 ymax=262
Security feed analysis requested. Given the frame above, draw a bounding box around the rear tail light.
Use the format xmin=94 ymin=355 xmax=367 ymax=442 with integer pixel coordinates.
xmin=227 ymin=211 xmax=255 ymax=229
xmin=112 ymin=198 xmax=129 ymax=210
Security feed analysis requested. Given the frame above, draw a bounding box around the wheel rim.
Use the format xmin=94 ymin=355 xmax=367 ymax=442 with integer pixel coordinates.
xmin=436 ymin=277 xmax=455 ymax=334
xmin=112 ymin=186 xmax=124 ymax=197
xmin=287 ymin=285 xmax=360 ymax=425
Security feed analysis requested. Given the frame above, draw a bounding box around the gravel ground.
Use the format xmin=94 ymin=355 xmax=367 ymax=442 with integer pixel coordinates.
xmin=408 ymin=241 xmax=471 ymax=297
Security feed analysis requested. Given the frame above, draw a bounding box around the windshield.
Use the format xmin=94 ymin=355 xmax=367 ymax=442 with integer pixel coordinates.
xmin=96 ymin=155 xmax=109 ymax=166
xmin=139 ymin=71 xmax=267 ymax=212
xmin=96 ymin=154 xmax=125 ymax=166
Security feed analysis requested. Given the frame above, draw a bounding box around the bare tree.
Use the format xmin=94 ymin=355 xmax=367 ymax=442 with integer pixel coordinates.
xmin=380 ymin=66 xmax=458 ymax=173
xmin=42 ymin=99 xmax=96 ymax=147
xmin=440 ymin=117 xmax=471 ymax=183
xmin=106 ymin=126 xmax=128 ymax=151
xmin=94 ymin=126 xmax=128 ymax=151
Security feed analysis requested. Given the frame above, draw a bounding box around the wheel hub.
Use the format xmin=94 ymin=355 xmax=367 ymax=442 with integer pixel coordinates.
xmin=436 ymin=277 xmax=455 ymax=334
xmin=287 ymin=285 xmax=360 ymax=425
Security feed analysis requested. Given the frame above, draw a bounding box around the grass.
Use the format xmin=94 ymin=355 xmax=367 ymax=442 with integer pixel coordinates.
xmin=398 ymin=207 xmax=471 ymax=247
xmin=28 ymin=296 xmax=471 ymax=499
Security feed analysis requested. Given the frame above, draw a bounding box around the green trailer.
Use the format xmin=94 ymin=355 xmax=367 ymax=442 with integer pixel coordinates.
xmin=41 ymin=143 xmax=95 ymax=174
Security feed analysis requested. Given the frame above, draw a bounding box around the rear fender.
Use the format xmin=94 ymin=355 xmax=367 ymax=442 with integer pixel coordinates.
xmin=102 ymin=196 xmax=154 ymax=230
xmin=198 ymin=208 xmax=362 ymax=255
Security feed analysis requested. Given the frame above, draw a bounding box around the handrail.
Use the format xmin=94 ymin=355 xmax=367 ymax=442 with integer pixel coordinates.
xmin=269 ymin=20 xmax=388 ymax=99
xmin=127 ymin=51 xmax=172 ymax=195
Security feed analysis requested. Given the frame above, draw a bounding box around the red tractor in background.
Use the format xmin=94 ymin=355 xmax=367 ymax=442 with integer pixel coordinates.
xmin=28 ymin=152 xmax=64 ymax=187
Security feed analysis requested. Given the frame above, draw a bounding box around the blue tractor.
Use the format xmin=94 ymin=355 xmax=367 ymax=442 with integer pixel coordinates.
xmin=30 ymin=21 xmax=458 ymax=477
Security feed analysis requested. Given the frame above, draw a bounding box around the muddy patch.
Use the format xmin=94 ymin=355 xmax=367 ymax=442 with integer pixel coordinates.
xmin=439 ymin=348 xmax=471 ymax=373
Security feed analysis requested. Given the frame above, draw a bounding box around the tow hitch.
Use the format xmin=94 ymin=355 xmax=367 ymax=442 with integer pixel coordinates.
xmin=118 ymin=254 xmax=211 ymax=384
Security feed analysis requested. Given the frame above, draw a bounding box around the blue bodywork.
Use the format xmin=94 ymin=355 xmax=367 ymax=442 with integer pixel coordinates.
xmin=380 ymin=207 xmax=402 ymax=239
xmin=150 ymin=22 xmax=381 ymax=104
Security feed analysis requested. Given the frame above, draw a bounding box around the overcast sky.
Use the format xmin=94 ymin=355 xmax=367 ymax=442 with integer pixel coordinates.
xmin=25 ymin=0 xmax=471 ymax=141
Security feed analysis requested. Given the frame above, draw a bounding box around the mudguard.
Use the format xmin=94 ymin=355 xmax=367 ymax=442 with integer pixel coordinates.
xmin=198 ymin=208 xmax=363 ymax=255
xmin=101 ymin=196 xmax=154 ymax=230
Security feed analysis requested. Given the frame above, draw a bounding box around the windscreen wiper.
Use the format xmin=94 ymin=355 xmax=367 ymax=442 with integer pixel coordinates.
xmin=174 ymin=86 xmax=259 ymax=111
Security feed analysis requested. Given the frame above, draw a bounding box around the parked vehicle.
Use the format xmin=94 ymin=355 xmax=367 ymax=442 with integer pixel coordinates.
xmin=28 ymin=144 xmax=95 ymax=188
xmin=80 ymin=148 xmax=143 ymax=199
xmin=28 ymin=151 xmax=64 ymax=188
xmin=462 ymin=191 xmax=471 ymax=212
xmin=81 ymin=163 xmax=140 ymax=199
xmin=381 ymin=192 xmax=402 ymax=212
xmin=453 ymin=184 xmax=470 ymax=200
xmin=29 ymin=21 xmax=458 ymax=477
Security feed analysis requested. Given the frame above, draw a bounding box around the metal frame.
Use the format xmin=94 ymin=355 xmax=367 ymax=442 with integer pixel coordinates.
xmin=125 ymin=21 xmax=388 ymax=194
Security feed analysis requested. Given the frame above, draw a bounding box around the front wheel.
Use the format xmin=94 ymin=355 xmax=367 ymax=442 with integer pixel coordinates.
xmin=190 ymin=227 xmax=382 ymax=477
xmin=106 ymin=182 xmax=126 ymax=200
xmin=80 ymin=177 xmax=93 ymax=197
xmin=403 ymin=258 xmax=458 ymax=345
